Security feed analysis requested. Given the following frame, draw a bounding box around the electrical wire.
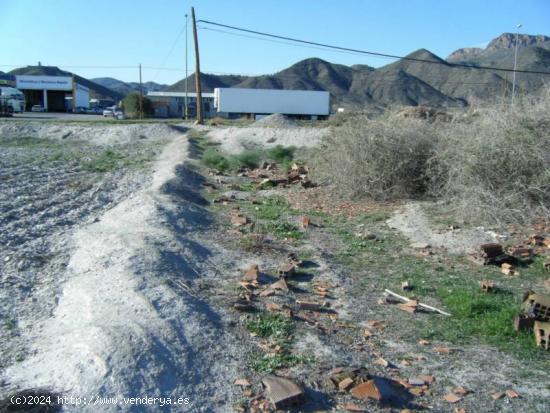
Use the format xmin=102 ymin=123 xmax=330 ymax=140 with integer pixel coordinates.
xmin=197 ymin=19 xmax=550 ymax=76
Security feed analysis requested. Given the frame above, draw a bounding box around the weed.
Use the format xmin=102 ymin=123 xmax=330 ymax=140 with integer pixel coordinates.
xmin=267 ymin=145 xmax=296 ymax=164
xmin=262 ymin=222 xmax=303 ymax=240
xmin=252 ymin=197 xmax=290 ymax=220
xmin=201 ymin=148 xmax=230 ymax=172
xmin=246 ymin=313 xmax=293 ymax=341
xmin=232 ymin=150 xmax=262 ymax=169
xmin=81 ymin=149 xmax=125 ymax=172
xmin=249 ymin=353 xmax=311 ymax=373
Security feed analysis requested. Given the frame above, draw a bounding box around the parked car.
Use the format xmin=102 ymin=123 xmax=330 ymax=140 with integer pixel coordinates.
xmin=31 ymin=105 xmax=45 ymax=112
xmin=86 ymin=107 xmax=101 ymax=115
xmin=102 ymin=108 xmax=114 ymax=117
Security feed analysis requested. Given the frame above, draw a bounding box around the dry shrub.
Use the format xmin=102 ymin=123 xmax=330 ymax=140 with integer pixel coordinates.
xmin=314 ymin=115 xmax=437 ymax=201
xmin=430 ymin=95 xmax=550 ymax=225
xmin=315 ymin=93 xmax=550 ymax=225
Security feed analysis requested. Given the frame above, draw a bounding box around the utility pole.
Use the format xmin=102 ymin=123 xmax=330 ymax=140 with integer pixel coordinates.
xmin=191 ymin=7 xmax=203 ymax=124
xmin=185 ymin=13 xmax=189 ymax=119
xmin=139 ymin=63 xmax=143 ymax=119
xmin=511 ymin=23 xmax=522 ymax=106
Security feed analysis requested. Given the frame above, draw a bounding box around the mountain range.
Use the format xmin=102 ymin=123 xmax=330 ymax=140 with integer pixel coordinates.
xmin=8 ymin=32 xmax=550 ymax=110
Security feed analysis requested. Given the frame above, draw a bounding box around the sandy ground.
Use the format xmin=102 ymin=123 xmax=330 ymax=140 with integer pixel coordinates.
xmin=0 ymin=122 xmax=247 ymax=412
xmin=1 ymin=120 xmax=548 ymax=413
xmin=387 ymin=203 xmax=501 ymax=254
xmin=206 ymin=126 xmax=328 ymax=154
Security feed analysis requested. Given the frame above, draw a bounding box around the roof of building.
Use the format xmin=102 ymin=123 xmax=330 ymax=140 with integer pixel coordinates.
xmin=147 ymin=91 xmax=215 ymax=98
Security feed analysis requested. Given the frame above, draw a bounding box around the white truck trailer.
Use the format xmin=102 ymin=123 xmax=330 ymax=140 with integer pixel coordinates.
xmin=214 ymin=88 xmax=329 ymax=119
xmin=0 ymin=86 xmax=25 ymax=113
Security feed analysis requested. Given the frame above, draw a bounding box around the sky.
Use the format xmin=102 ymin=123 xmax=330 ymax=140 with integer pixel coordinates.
xmin=1 ymin=0 xmax=549 ymax=84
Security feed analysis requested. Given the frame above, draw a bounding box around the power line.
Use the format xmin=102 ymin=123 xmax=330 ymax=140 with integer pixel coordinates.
xmin=197 ymin=19 xmax=550 ymax=76
xmin=151 ymin=25 xmax=186 ymax=81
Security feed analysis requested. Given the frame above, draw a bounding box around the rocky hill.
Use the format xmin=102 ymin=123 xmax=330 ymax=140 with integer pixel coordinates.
xmin=91 ymin=77 xmax=167 ymax=97
xmin=165 ymin=33 xmax=549 ymax=110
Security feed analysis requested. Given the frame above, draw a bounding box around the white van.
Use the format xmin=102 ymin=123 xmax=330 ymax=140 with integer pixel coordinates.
xmin=0 ymin=86 xmax=25 ymax=113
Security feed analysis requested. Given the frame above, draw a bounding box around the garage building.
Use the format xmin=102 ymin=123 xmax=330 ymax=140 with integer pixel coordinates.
xmin=146 ymin=91 xmax=216 ymax=118
xmin=15 ymin=75 xmax=89 ymax=112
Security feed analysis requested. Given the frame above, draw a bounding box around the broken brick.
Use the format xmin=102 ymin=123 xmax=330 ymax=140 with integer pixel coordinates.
xmin=521 ymin=292 xmax=550 ymax=322
xmin=266 ymin=302 xmax=282 ymax=313
xmin=505 ymin=389 xmax=520 ymax=399
xmin=434 ymin=346 xmax=453 ymax=355
xmin=501 ymin=263 xmax=519 ymax=276
xmin=453 ymin=386 xmax=470 ymax=396
xmin=418 ymin=339 xmax=430 ymax=346
xmin=491 ymin=391 xmax=505 ymax=400
xmin=296 ymin=300 xmax=321 ymax=311
xmin=300 ymin=216 xmax=310 ymax=229
xmin=534 ymin=320 xmax=550 ymax=350
xmin=339 ymin=377 xmax=355 ymax=392
xmin=480 ymin=280 xmax=495 ymax=293
xmin=509 ymin=246 xmax=534 ymax=258
xmin=262 ymin=376 xmax=304 ymax=409
xmin=397 ymin=300 xmax=418 ymax=314
xmin=243 ymin=264 xmax=259 ymax=282
xmin=231 ymin=214 xmax=248 ymax=227
xmin=234 ymin=378 xmax=251 ymax=387
xmin=417 ymin=375 xmax=435 ymax=384
xmin=513 ymin=313 xmax=535 ymax=331
xmin=278 ymin=262 xmax=296 ymax=277
xmin=443 ymin=393 xmax=462 ymax=403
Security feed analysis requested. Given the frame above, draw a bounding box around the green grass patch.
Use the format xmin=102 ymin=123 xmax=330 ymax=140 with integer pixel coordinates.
xmin=246 ymin=313 xmax=293 ymax=341
xmin=262 ymin=222 xmax=303 ymax=240
xmin=249 ymin=353 xmax=312 ymax=373
xmin=267 ymin=145 xmax=296 ymax=163
xmin=81 ymin=149 xmax=125 ymax=172
xmin=251 ymin=197 xmax=290 ymax=220
xmin=201 ymin=148 xmax=230 ymax=172
xmin=233 ymin=149 xmax=262 ymax=169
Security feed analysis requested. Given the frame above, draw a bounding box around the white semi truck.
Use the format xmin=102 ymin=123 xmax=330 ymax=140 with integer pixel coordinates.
xmin=0 ymin=86 xmax=26 ymax=113
xmin=214 ymin=88 xmax=330 ymax=119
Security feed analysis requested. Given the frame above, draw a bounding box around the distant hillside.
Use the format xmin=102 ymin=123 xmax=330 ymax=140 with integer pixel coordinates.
xmin=165 ymin=32 xmax=549 ymax=110
xmin=91 ymin=77 xmax=167 ymax=96
xmin=8 ymin=66 xmax=123 ymax=101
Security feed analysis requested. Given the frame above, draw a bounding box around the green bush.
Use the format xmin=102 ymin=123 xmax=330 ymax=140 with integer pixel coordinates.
xmin=267 ymin=145 xmax=296 ymax=163
xmin=201 ymin=148 xmax=229 ymax=172
xmin=232 ymin=150 xmax=262 ymax=169
xmin=121 ymin=92 xmax=154 ymax=118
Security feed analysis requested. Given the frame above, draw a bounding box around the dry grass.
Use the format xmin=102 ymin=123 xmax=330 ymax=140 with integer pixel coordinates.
xmin=315 ymin=93 xmax=550 ymax=226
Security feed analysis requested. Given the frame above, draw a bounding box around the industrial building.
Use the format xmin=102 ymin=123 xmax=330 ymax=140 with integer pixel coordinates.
xmin=146 ymin=91 xmax=216 ymax=118
xmin=15 ymin=75 xmax=89 ymax=111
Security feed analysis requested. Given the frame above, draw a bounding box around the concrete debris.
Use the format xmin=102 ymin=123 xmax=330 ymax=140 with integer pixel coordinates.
xmin=260 ymin=278 xmax=289 ymax=297
xmin=262 ymin=376 xmax=304 ymax=409
xmin=480 ymin=280 xmax=495 ymax=293
xmin=534 ymin=321 xmax=550 ymax=349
